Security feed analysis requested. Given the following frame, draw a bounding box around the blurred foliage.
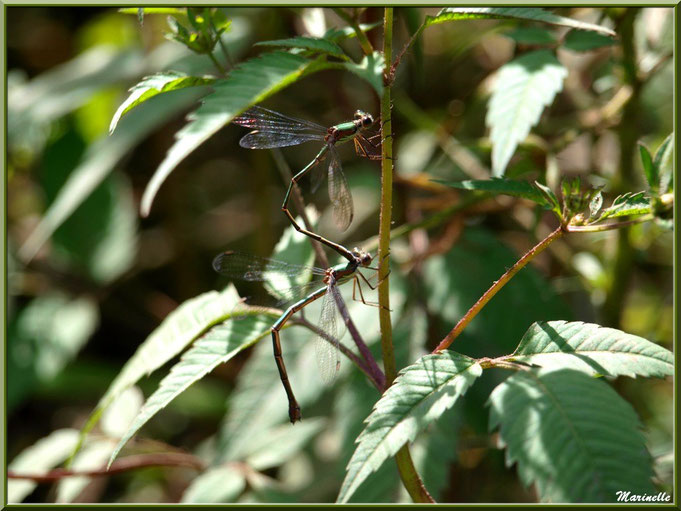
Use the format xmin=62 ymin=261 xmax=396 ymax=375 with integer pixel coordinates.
xmin=6 ymin=6 xmax=673 ymax=504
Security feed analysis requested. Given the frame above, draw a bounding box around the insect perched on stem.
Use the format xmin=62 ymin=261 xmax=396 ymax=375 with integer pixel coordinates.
xmin=213 ymin=247 xmax=379 ymax=423
xmin=232 ymin=106 xmax=381 ymax=235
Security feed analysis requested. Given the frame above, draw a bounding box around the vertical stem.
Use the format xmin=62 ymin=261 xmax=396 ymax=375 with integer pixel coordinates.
xmin=380 ymin=8 xmax=434 ymax=504
xmin=378 ymin=7 xmax=396 ymax=386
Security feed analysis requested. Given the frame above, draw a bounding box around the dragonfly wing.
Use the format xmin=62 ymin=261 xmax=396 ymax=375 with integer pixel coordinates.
xmin=328 ymin=148 xmax=354 ymax=231
xmin=239 ymin=131 xmax=322 ymax=149
xmin=309 ymin=144 xmax=330 ymax=194
xmin=233 ymin=106 xmax=327 ymax=134
xmin=212 ymin=251 xmax=325 ymax=280
xmin=315 ymin=285 xmax=341 ymax=384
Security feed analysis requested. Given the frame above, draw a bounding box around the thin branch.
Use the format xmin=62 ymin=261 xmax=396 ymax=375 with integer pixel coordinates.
xmin=8 ymin=453 xmax=205 ymax=483
xmin=434 ymin=225 xmax=565 ymax=353
xmin=333 ymin=8 xmax=374 ymax=56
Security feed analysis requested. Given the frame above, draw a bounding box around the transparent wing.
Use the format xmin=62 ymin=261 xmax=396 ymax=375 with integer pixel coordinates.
xmin=212 ymin=251 xmax=326 ymax=281
xmin=327 ymin=148 xmax=354 ymax=231
xmin=238 ymin=131 xmax=323 ymax=149
xmin=315 ymin=284 xmax=341 ymax=384
xmin=309 ymin=143 xmax=330 ymax=194
xmin=233 ymin=106 xmax=327 ymax=134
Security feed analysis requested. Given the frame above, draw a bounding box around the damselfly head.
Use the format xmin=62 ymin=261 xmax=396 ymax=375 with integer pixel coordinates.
xmin=351 ymin=247 xmax=373 ymax=267
xmin=354 ymin=110 xmax=374 ymax=128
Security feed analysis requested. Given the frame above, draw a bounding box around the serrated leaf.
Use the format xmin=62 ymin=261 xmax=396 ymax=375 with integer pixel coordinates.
xmin=337 ymin=352 xmax=482 ymax=503
xmin=504 ymin=26 xmax=557 ymax=45
xmin=588 ymin=191 xmax=603 ymax=219
xmin=73 ymin=285 xmax=242 ymax=460
xmin=108 ymin=313 xmax=273 ymax=466
xmin=255 ymin=36 xmax=346 ymax=58
xmin=488 ymin=368 xmax=655 ymax=502
xmin=426 ymin=7 xmax=615 ymax=37
xmin=181 ymin=464 xmax=246 ymax=503
xmin=563 ymin=29 xmax=616 ymax=52
xmin=8 ymin=429 xmax=80 ymax=503
xmin=342 ymin=51 xmax=384 ymax=97
xmin=437 ymin=178 xmax=552 ymax=208
xmin=638 ymin=143 xmax=656 ymax=191
xmin=654 ymin=133 xmax=674 ymax=194
xmin=508 ymin=320 xmax=673 ymax=378
xmin=140 ymin=51 xmax=335 ymax=217
xmin=597 ymin=191 xmax=651 ymax=221
xmin=487 ymin=50 xmax=567 ymax=176
xmin=18 ymin=85 xmax=204 ymax=263
xmin=533 ymin=180 xmax=562 ymax=218
xmin=109 ymin=71 xmax=215 ymax=134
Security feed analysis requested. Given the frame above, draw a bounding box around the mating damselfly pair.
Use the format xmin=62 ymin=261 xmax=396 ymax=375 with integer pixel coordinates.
xmin=214 ymin=106 xmax=383 ymax=422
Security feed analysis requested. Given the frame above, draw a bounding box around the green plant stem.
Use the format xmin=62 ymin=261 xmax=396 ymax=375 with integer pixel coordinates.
xmin=380 ymin=8 xmax=434 ymax=505
xmin=207 ymin=51 xmax=226 ymax=76
xmin=568 ymin=214 xmax=655 ymax=232
xmin=434 ymin=225 xmax=564 ymax=353
xmin=333 ymin=8 xmax=374 ymax=56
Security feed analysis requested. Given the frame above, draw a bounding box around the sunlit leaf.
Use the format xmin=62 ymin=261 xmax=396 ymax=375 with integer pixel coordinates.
xmin=74 ymin=285 xmax=242 ymax=461
xmin=244 ymin=418 xmax=326 ymax=470
xmin=337 ymin=352 xmax=482 ymax=503
xmin=56 ymin=439 xmax=116 ymax=503
xmin=437 ymin=178 xmax=553 ymax=209
xmin=342 ymin=51 xmax=384 ymax=96
xmin=638 ymin=142 xmax=656 ymax=191
xmin=597 ymin=192 xmax=651 ymax=221
xmin=181 ymin=464 xmax=246 ymax=503
xmin=255 ymin=36 xmax=346 ymax=58
xmin=489 ymin=368 xmax=655 ymax=502
xmin=108 ymin=313 xmax=273 ymax=466
xmin=508 ymin=320 xmax=673 ymax=378
xmin=141 ymin=51 xmax=336 ymax=217
xmin=8 ymin=429 xmax=80 ymax=503
xmin=533 ymin=180 xmax=562 ymax=218
xmin=109 ymin=71 xmax=215 ymax=134
xmin=426 ymin=7 xmax=615 ymax=37
xmin=487 ymin=50 xmax=567 ymax=176
xmin=324 ymin=21 xmax=382 ymax=41
xmin=653 ymin=132 xmax=674 ymax=194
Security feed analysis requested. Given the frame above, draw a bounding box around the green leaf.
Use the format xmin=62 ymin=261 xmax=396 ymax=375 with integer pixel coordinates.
xmin=181 ymin=464 xmax=246 ymax=503
xmin=244 ymin=418 xmax=326 ymax=470
xmin=119 ymin=7 xmax=185 ymax=16
xmin=653 ymin=133 xmax=674 ymax=194
xmin=533 ymin=180 xmax=562 ymax=218
xmin=341 ymin=51 xmax=384 ymax=97
xmin=488 ymin=368 xmax=655 ymax=502
xmin=563 ymin=29 xmax=616 ymax=52
xmin=9 ymin=429 xmax=80 ymax=503
xmin=324 ymin=21 xmax=382 ymax=42
xmin=18 ymin=84 xmax=204 ymax=264
xmin=73 ymin=285 xmax=242 ymax=461
xmin=108 ymin=312 xmax=273 ymax=467
xmin=508 ymin=320 xmax=673 ymax=378
xmin=597 ymin=191 xmax=651 ymax=221
xmin=56 ymin=439 xmax=117 ymax=503
xmin=109 ymin=71 xmax=215 ymax=134
xmin=337 ymin=352 xmax=482 ymax=503
xmin=426 ymin=7 xmax=616 ymax=37
xmin=487 ymin=50 xmax=567 ymax=176
xmin=588 ymin=191 xmax=603 ymax=219
xmin=504 ymin=26 xmax=557 ymax=45
xmin=255 ymin=36 xmax=346 ymax=58
xmin=437 ymin=178 xmax=553 ymax=208
xmin=638 ymin=143 xmax=656 ymax=191
xmin=140 ymin=51 xmax=335 ymax=217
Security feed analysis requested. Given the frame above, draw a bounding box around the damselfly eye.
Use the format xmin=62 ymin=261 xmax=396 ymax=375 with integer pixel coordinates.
xmin=354 ymin=110 xmax=363 ymax=120
xmin=362 ymin=114 xmax=373 ymax=127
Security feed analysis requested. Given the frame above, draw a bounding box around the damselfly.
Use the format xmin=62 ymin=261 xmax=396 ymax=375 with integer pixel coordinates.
xmin=232 ymin=106 xmax=381 ymax=236
xmin=213 ymin=247 xmax=378 ymax=423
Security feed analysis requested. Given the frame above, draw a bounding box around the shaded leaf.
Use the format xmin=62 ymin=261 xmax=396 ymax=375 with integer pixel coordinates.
xmin=8 ymin=429 xmax=80 ymax=503
xmin=56 ymin=439 xmax=116 ymax=503
xmin=74 ymin=285 xmax=242 ymax=460
xmin=533 ymin=180 xmax=562 ymax=218
xmin=426 ymin=7 xmax=615 ymax=37
xmin=437 ymin=178 xmax=553 ymax=208
xmin=508 ymin=320 xmax=673 ymax=378
xmin=638 ymin=142 xmax=656 ymax=190
xmin=489 ymin=368 xmax=655 ymax=502
xmin=597 ymin=192 xmax=651 ymax=221
xmin=486 ymin=50 xmax=567 ymax=176
xmin=563 ymin=29 xmax=616 ymax=52
xmin=141 ymin=51 xmax=335 ymax=217
xmin=654 ymin=132 xmax=674 ymax=194
xmin=342 ymin=51 xmax=384 ymax=97
xmin=337 ymin=352 xmax=482 ymax=503
xmin=108 ymin=313 xmax=272 ymax=466
xmin=255 ymin=36 xmax=346 ymax=58
xmin=244 ymin=418 xmax=326 ymax=470
xmin=109 ymin=71 xmax=215 ymax=134
xmin=324 ymin=21 xmax=382 ymax=42
xmin=504 ymin=26 xmax=557 ymax=45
